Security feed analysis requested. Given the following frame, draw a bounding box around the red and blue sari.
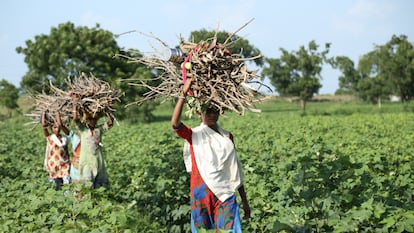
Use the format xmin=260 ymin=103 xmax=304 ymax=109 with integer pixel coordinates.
xmin=175 ymin=123 xmax=242 ymax=232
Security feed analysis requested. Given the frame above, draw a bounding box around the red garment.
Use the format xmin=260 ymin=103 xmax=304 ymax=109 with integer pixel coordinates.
xmin=175 ymin=124 xmax=240 ymax=230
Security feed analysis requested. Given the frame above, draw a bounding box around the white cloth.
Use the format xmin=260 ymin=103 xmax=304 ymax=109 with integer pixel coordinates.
xmin=183 ymin=141 xmax=192 ymax=172
xmin=50 ymin=134 xmax=68 ymax=148
xmin=184 ymin=123 xmax=243 ymax=202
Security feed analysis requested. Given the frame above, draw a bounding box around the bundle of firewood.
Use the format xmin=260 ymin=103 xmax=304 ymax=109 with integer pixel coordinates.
xmin=25 ymin=92 xmax=72 ymax=127
xmin=177 ymin=39 xmax=264 ymax=114
xmin=116 ymin=19 xmax=270 ymax=115
xmin=25 ymin=73 xmax=122 ymax=127
xmin=67 ymin=73 xmax=122 ymax=118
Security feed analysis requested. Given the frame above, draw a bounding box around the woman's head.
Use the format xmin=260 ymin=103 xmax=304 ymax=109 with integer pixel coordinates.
xmin=51 ymin=123 xmax=60 ymax=135
xmin=86 ymin=116 xmax=98 ymax=127
xmin=82 ymin=111 xmax=101 ymax=127
xmin=198 ymin=107 xmax=219 ymax=127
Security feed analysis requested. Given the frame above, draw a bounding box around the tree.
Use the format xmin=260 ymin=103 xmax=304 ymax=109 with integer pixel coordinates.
xmin=331 ymin=56 xmax=360 ymax=95
xmin=16 ymin=22 xmax=156 ymax=122
xmin=351 ymin=35 xmax=414 ymax=104
xmin=377 ymin=35 xmax=414 ymax=102
xmin=0 ymin=79 xmax=19 ymax=117
xmin=189 ymin=29 xmax=264 ymax=67
xmin=356 ymin=51 xmax=393 ymax=106
xmin=262 ymin=41 xmax=331 ymax=112
xmin=357 ymin=76 xmax=391 ymax=106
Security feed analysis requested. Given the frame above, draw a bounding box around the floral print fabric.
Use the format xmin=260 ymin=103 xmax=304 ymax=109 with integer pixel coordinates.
xmin=45 ymin=135 xmax=70 ymax=179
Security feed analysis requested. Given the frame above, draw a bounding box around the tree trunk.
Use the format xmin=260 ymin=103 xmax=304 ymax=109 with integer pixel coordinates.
xmin=300 ymin=99 xmax=306 ymax=113
xmin=377 ymin=97 xmax=381 ymax=108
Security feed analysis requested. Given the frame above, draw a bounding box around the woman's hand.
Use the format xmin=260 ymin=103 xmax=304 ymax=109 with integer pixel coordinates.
xmin=237 ymin=185 xmax=251 ymax=220
xmin=242 ymin=202 xmax=251 ymax=220
xmin=70 ymin=91 xmax=78 ymax=101
xmin=107 ymin=113 xmax=114 ymax=128
xmin=43 ymin=161 xmax=48 ymax=171
xmin=181 ymin=78 xmax=193 ymax=97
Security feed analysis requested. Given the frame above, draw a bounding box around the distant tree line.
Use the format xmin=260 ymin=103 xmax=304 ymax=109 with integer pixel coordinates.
xmin=0 ymin=21 xmax=413 ymax=118
xmin=333 ymin=35 xmax=414 ymax=105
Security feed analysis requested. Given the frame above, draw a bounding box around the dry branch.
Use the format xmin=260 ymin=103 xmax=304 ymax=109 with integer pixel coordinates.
xmin=67 ymin=73 xmax=123 ymax=117
xmin=25 ymin=73 xmax=123 ymax=127
xmin=116 ymin=19 xmax=271 ymax=115
xmin=25 ymin=93 xmax=72 ymax=128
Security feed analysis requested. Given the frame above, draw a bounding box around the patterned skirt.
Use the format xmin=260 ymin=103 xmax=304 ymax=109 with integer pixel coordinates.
xmin=190 ymin=170 xmax=242 ymax=232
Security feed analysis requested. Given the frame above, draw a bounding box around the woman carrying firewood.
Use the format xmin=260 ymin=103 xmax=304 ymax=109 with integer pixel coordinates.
xmin=71 ymin=95 xmax=113 ymax=188
xmin=171 ymin=78 xmax=251 ymax=232
xmin=42 ymin=110 xmax=71 ymax=190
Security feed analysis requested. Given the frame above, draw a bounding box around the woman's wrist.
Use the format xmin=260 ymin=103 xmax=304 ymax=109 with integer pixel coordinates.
xmin=179 ymin=90 xmax=187 ymax=99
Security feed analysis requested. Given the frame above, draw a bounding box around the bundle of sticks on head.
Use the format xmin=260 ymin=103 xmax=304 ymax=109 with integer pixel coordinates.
xmin=177 ymin=38 xmax=265 ymax=115
xmin=26 ymin=72 xmax=122 ymax=128
xmin=116 ymin=19 xmax=271 ymax=116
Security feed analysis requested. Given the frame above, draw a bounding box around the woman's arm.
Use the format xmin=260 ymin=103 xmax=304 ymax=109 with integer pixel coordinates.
xmin=238 ymin=185 xmax=251 ymax=220
xmin=107 ymin=113 xmax=114 ymax=128
xmin=56 ymin=111 xmax=69 ymax=135
xmin=171 ymin=78 xmax=193 ymax=129
xmin=103 ymin=113 xmax=114 ymax=130
xmin=41 ymin=110 xmax=50 ymax=137
xmin=106 ymin=96 xmax=114 ymax=128
xmin=71 ymin=93 xmax=80 ymax=123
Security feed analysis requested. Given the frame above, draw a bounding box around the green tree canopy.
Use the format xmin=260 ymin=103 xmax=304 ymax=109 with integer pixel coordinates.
xmin=262 ymin=40 xmax=331 ymax=112
xmin=357 ymin=50 xmax=393 ymax=105
xmin=376 ymin=35 xmax=414 ymax=102
xmin=332 ymin=56 xmax=360 ymax=95
xmin=0 ymin=79 xmax=19 ymax=117
xmin=16 ymin=21 xmax=156 ymax=122
xmin=189 ymin=29 xmax=264 ymax=67
xmin=342 ymin=34 xmax=414 ymax=104
xmin=17 ymin=22 xmax=124 ymax=92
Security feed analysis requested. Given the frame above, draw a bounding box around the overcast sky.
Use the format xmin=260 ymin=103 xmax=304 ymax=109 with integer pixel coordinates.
xmin=1 ymin=0 xmax=413 ymax=94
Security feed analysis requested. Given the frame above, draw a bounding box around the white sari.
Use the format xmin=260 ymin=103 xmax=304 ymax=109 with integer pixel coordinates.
xmin=184 ymin=123 xmax=243 ymax=202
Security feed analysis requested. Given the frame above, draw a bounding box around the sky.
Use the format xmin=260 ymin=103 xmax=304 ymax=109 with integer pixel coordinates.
xmin=1 ymin=0 xmax=413 ymax=94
